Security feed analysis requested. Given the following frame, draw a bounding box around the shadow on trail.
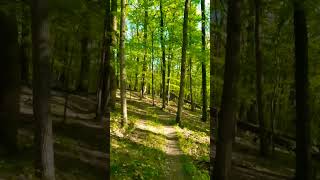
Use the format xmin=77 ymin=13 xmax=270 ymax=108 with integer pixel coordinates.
xmin=20 ymin=113 xmax=106 ymax=152
xmin=133 ymin=127 xmax=168 ymax=140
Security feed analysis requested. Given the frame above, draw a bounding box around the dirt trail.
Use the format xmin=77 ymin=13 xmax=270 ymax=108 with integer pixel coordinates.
xmin=163 ymin=125 xmax=187 ymax=180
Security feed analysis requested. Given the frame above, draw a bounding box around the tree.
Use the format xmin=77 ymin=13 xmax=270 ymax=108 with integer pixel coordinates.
xmin=96 ymin=0 xmax=112 ymax=124
xmin=134 ymin=23 xmax=140 ymax=92
xmin=31 ymin=0 xmax=55 ymax=178
xmin=166 ymin=36 xmax=172 ymax=106
xmin=20 ymin=1 xmax=30 ymax=84
xmin=209 ymin=0 xmax=217 ymax=177
xmin=201 ymin=0 xmax=208 ymax=122
xmin=151 ymin=31 xmax=155 ymax=106
xmin=141 ymin=0 xmax=148 ymax=98
xmin=176 ymin=0 xmax=190 ymax=125
xmin=110 ymin=0 xmax=118 ymax=110
xmin=293 ymin=0 xmax=311 ymax=179
xmin=255 ymin=0 xmax=270 ymax=156
xmin=160 ymin=0 xmax=166 ymax=109
xmin=213 ymin=0 xmax=241 ymax=178
xmin=77 ymin=11 xmax=90 ymax=92
xmin=120 ymin=0 xmax=128 ymax=126
xmin=189 ymin=33 xmax=194 ymax=111
xmin=0 ymin=10 xmax=19 ymax=154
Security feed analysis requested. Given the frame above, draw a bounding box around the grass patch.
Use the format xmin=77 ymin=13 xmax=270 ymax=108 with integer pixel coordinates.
xmin=111 ymin=100 xmax=168 ymax=179
xmin=180 ymin=155 xmax=209 ymax=180
xmin=176 ymin=125 xmax=209 ymax=179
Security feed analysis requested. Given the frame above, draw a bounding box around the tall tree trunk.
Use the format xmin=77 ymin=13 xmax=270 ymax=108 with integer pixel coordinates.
xmin=166 ymin=42 xmax=172 ymax=106
xmin=120 ymin=0 xmax=128 ymax=126
xmin=110 ymin=0 xmax=118 ymax=110
xmin=189 ymin=55 xmax=194 ymax=111
xmin=141 ymin=0 xmax=148 ymax=98
xmin=160 ymin=0 xmax=166 ymax=109
xmin=96 ymin=0 xmax=113 ymax=177
xmin=77 ymin=16 xmax=90 ymax=92
xmin=20 ymin=2 xmax=30 ymax=84
xmin=63 ymin=42 xmax=75 ymax=124
xmin=255 ymin=0 xmax=270 ymax=156
xmin=176 ymin=0 xmax=190 ymax=125
xmin=188 ymin=4 xmax=194 ymax=112
xmin=60 ymin=37 xmax=69 ymax=87
xmin=134 ymin=23 xmax=139 ymax=92
xmin=96 ymin=0 xmax=112 ymax=124
xmin=209 ymin=0 xmax=217 ymax=177
xmin=134 ymin=57 xmax=139 ymax=91
xmin=0 ymin=10 xmax=19 ymax=154
xmin=213 ymin=0 xmax=241 ymax=179
xmin=293 ymin=1 xmax=311 ymax=179
xmin=151 ymin=32 xmax=155 ymax=106
xmin=201 ymin=0 xmax=207 ymax=122
xmin=31 ymin=0 xmax=55 ymax=179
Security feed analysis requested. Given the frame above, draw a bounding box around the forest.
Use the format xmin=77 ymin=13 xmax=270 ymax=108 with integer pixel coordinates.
xmin=0 ymin=0 xmax=319 ymax=179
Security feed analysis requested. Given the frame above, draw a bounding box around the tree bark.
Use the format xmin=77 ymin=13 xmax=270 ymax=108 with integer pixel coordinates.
xmin=20 ymin=2 xmax=30 ymax=84
xmin=110 ymin=0 xmax=118 ymax=110
xmin=60 ymin=37 xmax=69 ymax=87
xmin=0 ymin=10 xmax=19 ymax=154
xmin=189 ymin=55 xmax=194 ymax=111
xmin=209 ymin=0 xmax=217 ymax=177
xmin=293 ymin=1 xmax=311 ymax=179
xmin=166 ymin=41 xmax=172 ymax=106
xmin=63 ymin=40 xmax=76 ymax=124
xmin=31 ymin=0 xmax=56 ymax=178
xmin=134 ymin=23 xmax=139 ymax=92
xmin=96 ymin=0 xmax=112 ymax=123
xmin=120 ymin=0 xmax=128 ymax=126
xmin=151 ymin=31 xmax=155 ymax=106
xmin=213 ymin=0 xmax=241 ymax=179
xmin=176 ymin=0 xmax=190 ymax=125
xmin=77 ymin=17 xmax=90 ymax=92
xmin=255 ymin=0 xmax=270 ymax=156
xmin=201 ymin=0 xmax=208 ymax=122
xmin=160 ymin=0 xmax=166 ymax=109
xmin=141 ymin=0 xmax=148 ymax=98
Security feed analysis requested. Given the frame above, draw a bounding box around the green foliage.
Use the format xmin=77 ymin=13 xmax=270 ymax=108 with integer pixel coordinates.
xmin=181 ymin=155 xmax=209 ymax=180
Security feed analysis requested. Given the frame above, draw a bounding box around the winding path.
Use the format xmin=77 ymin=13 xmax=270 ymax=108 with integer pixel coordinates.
xmin=164 ymin=125 xmax=187 ymax=180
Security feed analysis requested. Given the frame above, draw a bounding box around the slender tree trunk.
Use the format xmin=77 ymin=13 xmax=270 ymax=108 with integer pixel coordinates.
xmin=213 ymin=0 xmax=241 ymax=179
xmin=110 ymin=0 xmax=118 ymax=110
xmin=20 ymin=2 xmax=29 ymax=84
xmin=134 ymin=23 xmax=139 ymax=92
xmin=151 ymin=32 xmax=155 ymax=106
xmin=60 ymin=38 xmax=69 ymax=87
xmin=188 ymin=6 xmax=194 ymax=112
xmin=97 ymin=1 xmax=113 ymax=177
xmin=120 ymin=0 xmax=128 ymax=126
xmin=160 ymin=0 xmax=166 ymax=109
xmin=189 ymin=55 xmax=194 ymax=111
xmin=293 ymin=1 xmax=311 ymax=179
xmin=141 ymin=0 xmax=148 ymax=98
xmin=96 ymin=0 xmax=112 ymax=125
xmin=135 ymin=57 xmax=139 ymax=91
xmin=63 ymin=41 xmax=75 ymax=124
xmin=201 ymin=0 xmax=207 ymax=121
xmin=77 ymin=18 xmax=90 ymax=92
xmin=0 ymin=10 xmax=19 ymax=154
xmin=209 ymin=0 xmax=217 ymax=177
xmin=176 ymin=0 xmax=190 ymax=125
xmin=31 ymin=0 xmax=55 ymax=179
xmin=166 ymin=44 xmax=172 ymax=106
xmin=255 ymin=0 xmax=270 ymax=156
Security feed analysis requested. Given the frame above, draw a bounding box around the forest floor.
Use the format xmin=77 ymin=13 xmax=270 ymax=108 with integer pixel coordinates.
xmin=0 ymin=86 xmax=319 ymax=180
